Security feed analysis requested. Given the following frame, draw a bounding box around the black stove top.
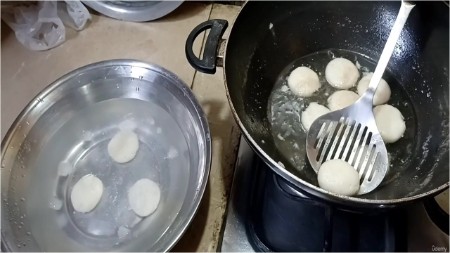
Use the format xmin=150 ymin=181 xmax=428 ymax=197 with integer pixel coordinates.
xmin=220 ymin=138 xmax=449 ymax=252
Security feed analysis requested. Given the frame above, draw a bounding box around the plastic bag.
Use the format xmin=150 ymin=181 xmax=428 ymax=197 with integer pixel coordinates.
xmin=57 ymin=1 xmax=91 ymax=31
xmin=2 ymin=1 xmax=91 ymax=51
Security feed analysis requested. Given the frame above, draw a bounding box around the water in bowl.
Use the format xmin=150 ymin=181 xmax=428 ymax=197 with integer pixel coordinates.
xmin=26 ymin=98 xmax=190 ymax=251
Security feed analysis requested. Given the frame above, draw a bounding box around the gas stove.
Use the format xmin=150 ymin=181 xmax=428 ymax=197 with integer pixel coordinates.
xmin=220 ymin=138 xmax=449 ymax=252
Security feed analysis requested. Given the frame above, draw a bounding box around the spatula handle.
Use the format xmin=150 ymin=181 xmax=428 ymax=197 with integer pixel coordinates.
xmin=365 ymin=1 xmax=415 ymax=100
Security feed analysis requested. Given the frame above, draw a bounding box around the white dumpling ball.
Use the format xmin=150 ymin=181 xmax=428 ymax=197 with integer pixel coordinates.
xmin=327 ymin=90 xmax=360 ymax=111
xmin=108 ymin=130 xmax=139 ymax=163
xmin=71 ymin=174 xmax=104 ymax=213
xmin=301 ymin=102 xmax=331 ymax=131
xmin=357 ymin=73 xmax=391 ymax=105
xmin=317 ymin=159 xmax=360 ymax=196
xmin=287 ymin=66 xmax=321 ymax=97
xmin=325 ymin=58 xmax=360 ymax=89
xmin=373 ymin=104 xmax=406 ymax=143
xmin=128 ymin=178 xmax=161 ymax=217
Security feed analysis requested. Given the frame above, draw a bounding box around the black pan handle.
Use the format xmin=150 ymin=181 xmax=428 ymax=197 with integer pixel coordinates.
xmin=185 ymin=19 xmax=228 ymax=74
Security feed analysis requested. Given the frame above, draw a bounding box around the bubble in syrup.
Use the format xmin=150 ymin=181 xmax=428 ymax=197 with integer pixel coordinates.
xmin=117 ymin=226 xmax=130 ymax=240
xmin=57 ymin=161 xmax=73 ymax=177
xmin=49 ymin=198 xmax=63 ymax=210
xmin=167 ymin=147 xmax=178 ymax=159
xmin=280 ymin=85 xmax=289 ymax=92
xmin=119 ymin=120 xmax=137 ymax=131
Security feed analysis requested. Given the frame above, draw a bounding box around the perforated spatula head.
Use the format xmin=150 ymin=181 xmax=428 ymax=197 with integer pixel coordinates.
xmin=306 ymin=99 xmax=389 ymax=195
xmin=306 ymin=0 xmax=415 ymax=195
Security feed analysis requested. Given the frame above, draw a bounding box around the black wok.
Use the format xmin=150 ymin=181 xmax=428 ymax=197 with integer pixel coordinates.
xmin=186 ymin=1 xmax=449 ymax=208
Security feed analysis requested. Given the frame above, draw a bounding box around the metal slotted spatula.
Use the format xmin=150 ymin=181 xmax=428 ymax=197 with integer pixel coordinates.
xmin=306 ymin=1 xmax=415 ymax=195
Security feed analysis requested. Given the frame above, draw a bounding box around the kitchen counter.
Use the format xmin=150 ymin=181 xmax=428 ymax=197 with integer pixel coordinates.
xmin=2 ymin=2 xmax=448 ymax=252
xmin=1 ymin=2 xmax=241 ymax=251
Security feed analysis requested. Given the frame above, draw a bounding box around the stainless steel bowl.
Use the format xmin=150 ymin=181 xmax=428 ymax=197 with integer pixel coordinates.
xmin=82 ymin=1 xmax=183 ymax=22
xmin=1 ymin=60 xmax=211 ymax=251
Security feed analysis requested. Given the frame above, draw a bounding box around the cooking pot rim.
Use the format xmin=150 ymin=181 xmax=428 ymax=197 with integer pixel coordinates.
xmin=221 ymin=1 xmax=449 ymax=208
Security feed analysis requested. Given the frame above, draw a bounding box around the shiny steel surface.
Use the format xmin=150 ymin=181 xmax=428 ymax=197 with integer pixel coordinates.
xmin=83 ymin=1 xmax=183 ymax=22
xmin=1 ymin=60 xmax=211 ymax=251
